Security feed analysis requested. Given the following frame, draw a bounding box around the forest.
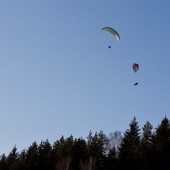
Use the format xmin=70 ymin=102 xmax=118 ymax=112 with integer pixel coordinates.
xmin=0 ymin=116 xmax=170 ymax=170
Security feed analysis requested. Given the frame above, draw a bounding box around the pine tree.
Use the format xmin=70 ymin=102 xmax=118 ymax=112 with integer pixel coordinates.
xmin=55 ymin=135 xmax=74 ymax=170
xmin=105 ymin=147 xmax=118 ymax=170
xmin=140 ymin=121 xmax=153 ymax=169
xmin=0 ymin=154 xmax=8 ymax=170
xmin=151 ymin=116 xmax=170 ymax=169
xmin=118 ymin=117 xmax=140 ymax=170
xmin=73 ymin=137 xmax=88 ymax=170
xmin=38 ymin=139 xmax=53 ymax=170
xmin=80 ymin=131 xmax=98 ymax=170
xmin=25 ymin=141 xmax=39 ymax=170
xmin=6 ymin=145 xmax=18 ymax=170
xmin=16 ymin=149 xmax=27 ymax=170
xmin=9 ymin=149 xmax=27 ymax=170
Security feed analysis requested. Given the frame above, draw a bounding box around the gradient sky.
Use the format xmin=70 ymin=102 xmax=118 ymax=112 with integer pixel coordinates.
xmin=0 ymin=1 xmax=170 ymax=154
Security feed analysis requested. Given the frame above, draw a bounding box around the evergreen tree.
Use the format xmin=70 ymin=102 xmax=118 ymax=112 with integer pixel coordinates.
xmin=80 ymin=131 xmax=97 ymax=170
xmin=105 ymin=147 xmax=118 ymax=170
xmin=95 ymin=130 xmax=108 ymax=170
xmin=0 ymin=154 xmax=8 ymax=170
xmin=9 ymin=149 xmax=27 ymax=170
xmin=73 ymin=137 xmax=88 ymax=170
xmin=6 ymin=146 xmax=18 ymax=170
xmin=118 ymin=117 xmax=140 ymax=170
xmin=151 ymin=116 xmax=170 ymax=169
xmin=82 ymin=130 xmax=108 ymax=170
xmin=55 ymin=135 xmax=74 ymax=170
xmin=38 ymin=139 xmax=53 ymax=170
xmin=16 ymin=149 xmax=27 ymax=170
xmin=139 ymin=121 xmax=153 ymax=169
xmin=141 ymin=121 xmax=153 ymax=147
xmin=25 ymin=141 xmax=39 ymax=170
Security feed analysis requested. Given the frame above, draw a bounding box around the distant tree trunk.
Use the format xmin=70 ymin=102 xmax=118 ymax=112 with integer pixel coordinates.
xmin=80 ymin=156 xmax=96 ymax=170
xmin=56 ymin=155 xmax=72 ymax=170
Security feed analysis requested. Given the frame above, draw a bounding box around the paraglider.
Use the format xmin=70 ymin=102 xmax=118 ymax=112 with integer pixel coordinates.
xmin=133 ymin=63 xmax=139 ymax=86
xmin=101 ymin=27 xmax=120 ymax=42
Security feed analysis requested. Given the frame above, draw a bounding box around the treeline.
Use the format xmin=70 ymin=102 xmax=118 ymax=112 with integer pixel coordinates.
xmin=1 ymin=116 xmax=170 ymax=170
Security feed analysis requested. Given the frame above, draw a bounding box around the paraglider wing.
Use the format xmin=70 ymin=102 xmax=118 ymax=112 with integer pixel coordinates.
xmin=133 ymin=63 xmax=139 ymax=73
xmin=101 ymin=27 xmax=120 ymax=41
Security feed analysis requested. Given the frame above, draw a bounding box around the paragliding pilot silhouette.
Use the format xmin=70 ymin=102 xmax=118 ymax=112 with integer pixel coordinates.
xmin=133 ymin=63 xmax=139 ymax=86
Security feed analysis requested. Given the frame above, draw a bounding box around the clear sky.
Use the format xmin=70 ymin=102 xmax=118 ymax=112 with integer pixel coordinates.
xmin=0 ymin=1 xmax=170 ymax=154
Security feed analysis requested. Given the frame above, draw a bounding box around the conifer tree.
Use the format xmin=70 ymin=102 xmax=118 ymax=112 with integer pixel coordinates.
xmin=105 ymin=147 xmax=118 ymax=170
xmin=140 ymin=121 xmax=153 ymax=169
xmin=80 ymin=131 xmax=97 ymax=170
xmin=0 ymin=154 xmax=8 ymax=170
xmin=38 ymin=139 xmax=53 ymax=170
xmin=151 ymin=116 xmax=170 ymax=169
xmin=118 ymin=117 xmax=140 ymax=170
xmin=73 ymin=138 xmax=88 ymax=170
xmin=25 ymin=142 xmax=39 ymax=170
xmin=55 ymin=135 xmax=74 ymax=170
xmin=6 ymin=146 xmax=18 ymax=170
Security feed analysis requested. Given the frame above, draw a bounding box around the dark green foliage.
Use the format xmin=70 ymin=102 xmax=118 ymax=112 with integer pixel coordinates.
xmin=85 ymin=130 xmax=108 ymax=170
xmin=0 ymin=154 xmax=8 ymax=170
xmin=54 ymin=135 xmax=74 ymax=170
xmin=141 ymin=121 xmax=153 ymax=148
xmin=25 ymin=141 xmax=39 ymax=170
xmin=151 ymin=117 xmax=170 ymax=169
xmin=6 ymin=146 xmax=19 ymax=170
xmin=1 ymin=116 xmax=170 ymax=170
xmin=104 ymin=147 xmax=118 ymax=170
xmin=15 ymin=150 xmax=27 ymax=170
xmin=118 ymin=117 xmax=141 ymax=170
xmin=73 ymin=138 xmax=88 ymax=170
xmin=37 ymin=139 xmax=53 ymax=170
xmin=139 ymin=121 xmax=153 ymax=170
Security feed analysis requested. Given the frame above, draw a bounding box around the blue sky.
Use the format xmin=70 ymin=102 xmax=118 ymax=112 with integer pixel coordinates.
xmin=0 ymin=1 xmax=170 ymax=154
